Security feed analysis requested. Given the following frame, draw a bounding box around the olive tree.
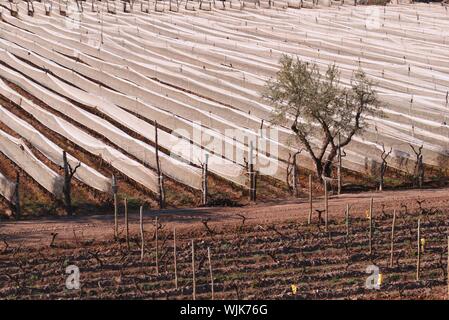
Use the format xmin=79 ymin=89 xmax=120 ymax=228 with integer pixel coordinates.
xmin=263 ymin=55 xmax=381 ymax=181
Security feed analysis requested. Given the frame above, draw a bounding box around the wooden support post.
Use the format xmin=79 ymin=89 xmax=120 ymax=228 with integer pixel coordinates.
xmin=253 ymin=169 xmax=257 ymax=202
xmin=45 ymin=2 xmax=51 ymax=15
xmin=337 ymin=134 xmax=342 ymax=195
xmin=416 ymin=219 xmax=421 ymax=281
xmin=124 ymin=198 xmax=129 ymax=249
xmin=308 ymin=174 xmax=312 ymax=225
xmin=173 ymin=228 xmax=178 ymax=289
xmin=112 ymin=174 xmax=118 ymax=239
xmin=191 ymin=239 xmax=196 ymax=300
xmin=250 ymin=141 xmax=255 ymax=202
xmin=248 ymin=141 xmax=256 ymax=202
xmin=345 ymin=204 xmax=349 ymax=237
xmin=202 ymin=154 xmax=209 ymax=206
xmin=155 ymin=121 xmax=165 ymax=209
xmin=63 ymin=151 xmax=72 ymax=216
xmin=158 ymin=175 xmax=165 ymax=209
xmin=446 ymin=91 xmax=449 ymax=109
xmin=390 ymin=209 xmax=396 ymax=267
xmin=27 ymin=1 xmax=34 ymax=16
xmin=14 ymin=172 xmax=20 ymax=219
xmin=369 ymin=198 xmax=373 ymax=255
xmin=324 ymin=179 xmax=328 ymax=231
xmin=155 ymin=216 xmax=159 ymax=276
xmin=418 ymin=154 xmax=424 ymax=189
xmin=140 ymin=206 xmax=145 ymax=262
xmin=207 ymin=247 xmax=214 ymax=300
xmin=292 ymin=153 xmax=299 ymax=198
xmin=76 ymin=0 xmax=84 ymax=12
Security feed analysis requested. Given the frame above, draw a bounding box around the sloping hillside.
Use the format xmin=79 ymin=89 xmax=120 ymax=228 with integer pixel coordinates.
xmin=0 ymin=1 xmax=448 ymax=215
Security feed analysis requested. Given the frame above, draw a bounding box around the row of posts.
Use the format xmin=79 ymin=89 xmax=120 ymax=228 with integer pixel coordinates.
xmin=10 ymin=149 xmax=75 ymax=219
xmin=9 ymin=122 xmax=258 ymax=218
xmin=111 ymin=140 xmax=257 ymax=220
xmin=9 ymin=139 xmax=340 ymax=218
xmin=117 ymin=197 xmax=449 ymax=299
xmin=114 ymin=203 xmax=216 ymax=299
xmin=3 ymin=0 xmax=249 ymax=18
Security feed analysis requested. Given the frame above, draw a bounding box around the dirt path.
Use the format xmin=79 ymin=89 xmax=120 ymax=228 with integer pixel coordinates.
xmin=1 ymin=187 xmax=448 ymax=248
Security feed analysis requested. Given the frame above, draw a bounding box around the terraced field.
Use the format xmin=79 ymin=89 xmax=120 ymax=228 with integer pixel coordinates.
xmin=0 ymin=1 xmax=448 ymax=214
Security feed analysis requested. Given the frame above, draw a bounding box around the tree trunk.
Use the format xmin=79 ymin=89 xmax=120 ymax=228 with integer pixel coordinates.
xmin=63 ymin=151 xmax=72 ymax=216
xmin=418 ymin=155 xmax=424 ymax=188
xmin=292 ymin=153 xmax=299 ymax=198
xmin=313 ymin=159 xmax=324 ymax=181
xmin=379 ymin=174 xmax=384 ymax=192
xmin=313 ymin=160 xmax=332 ymax=182
xmin=155 ymin=121 xmax=165 ymax=209
xmin=14 ymin=172 xmax=20 ymax=219
xmin=324 ymin=145 xmax=338 ymax=177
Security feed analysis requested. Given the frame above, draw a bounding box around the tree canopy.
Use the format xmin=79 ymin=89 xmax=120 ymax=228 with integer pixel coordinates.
xmin=263 ymin=55 xmax=382 ymax=180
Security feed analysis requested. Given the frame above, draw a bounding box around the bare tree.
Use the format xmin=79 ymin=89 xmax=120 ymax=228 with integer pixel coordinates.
xmin=62 ymin=151 xmax=81 ymax=216
xmin=25 ymin=0 xmax=35 ymax=16
xmin=44 ymin=0 xmax=52 ymax=15
xmin=286 ymin=150 xmax=302 ymax=197
xmin=75 ymin=0 xmax=84 ymax=12
xmin=12 ymin=172 xmax=20 ymax=219
xmin=410 ymin=144 xmax=424 ymax=188
xmin=336 ymin=133 xmax=347 ymax=194
xmin=123 ymin=0 xmax=135 ymax=12
xmin=379 ymin=144 xmax=392 ymax=192
xmin=263 ymin=56 xmax=381 ymax=181
xmin=155 ymin=121 xmax=165 ymax=209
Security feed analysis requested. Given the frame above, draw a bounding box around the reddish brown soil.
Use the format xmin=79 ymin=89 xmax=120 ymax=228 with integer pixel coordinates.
xmin=0 ymin=188 xmax=448 ymax=299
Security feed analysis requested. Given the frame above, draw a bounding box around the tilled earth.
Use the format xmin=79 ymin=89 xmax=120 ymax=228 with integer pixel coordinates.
xmin=0 ymin=188 xmax=449 ymax=299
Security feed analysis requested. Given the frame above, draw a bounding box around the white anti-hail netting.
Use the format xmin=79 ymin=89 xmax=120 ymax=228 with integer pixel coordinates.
xmin=0 ymin=23 xmax=280 ymax=180
xmin=0 ymin=2 xmax=448 ymax=181
xmin=0 ymin=126 xmax=64 ymax=198
xmin=0 ymin=31 xmax=249 ymax=185
xmin=0 ymin=170 xmax=16 ymax=203
xmin=0 ymin=64 xmax=161 ymax=193
xmin=0 ymin=80 xmax=112 ymax=193
xmin=0 ymin=50 xmax=207 ymax=190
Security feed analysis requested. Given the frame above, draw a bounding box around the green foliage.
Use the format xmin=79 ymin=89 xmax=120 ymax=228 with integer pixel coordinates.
xmin=263 ymin=55 xmax=382 ymax=178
